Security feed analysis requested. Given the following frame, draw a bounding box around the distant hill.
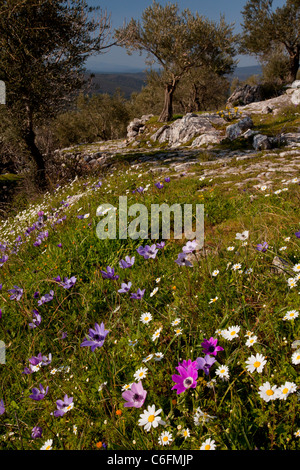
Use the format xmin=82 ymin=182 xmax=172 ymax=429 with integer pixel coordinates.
xmin=86 ymin=65 xmax=262 ymax=99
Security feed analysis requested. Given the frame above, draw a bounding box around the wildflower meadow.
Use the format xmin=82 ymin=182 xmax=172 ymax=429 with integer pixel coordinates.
xmin=1 ymin=162 xmax=300 ymax=451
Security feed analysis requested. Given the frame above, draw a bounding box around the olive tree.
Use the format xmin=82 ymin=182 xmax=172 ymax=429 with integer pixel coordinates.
xmin=115 ymin=1 xmax=237 ymax=122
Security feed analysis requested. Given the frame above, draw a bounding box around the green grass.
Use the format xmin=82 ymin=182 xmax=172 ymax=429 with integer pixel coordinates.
xmin=1 ymin=111 xmax=300 ymax=450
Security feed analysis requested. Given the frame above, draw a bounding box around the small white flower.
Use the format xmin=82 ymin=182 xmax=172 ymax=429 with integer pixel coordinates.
xmin=158 ymin=431 xmax=173 ymax=446
xmin=121 ymin=383 xmax=132 ymax=392
xmin=209 ymin=296 xmax=218 ymax=304
xmin=293 ymin=264 xmax=300 ymax=273
xmin=277 ymin=382 xmax=297 ymax=400
xmin=232 ymin=263 xmax=241 ymax=271
xmin=288 ymin=278 xmax=298 ymax=288
xmin=222 ymin=325 xmax=240 ymax=341
xmin=182 ymin=428 xmax=190 ymax=439
xmin=142 ymin=354 xmax=154 ymax=363
xmin=154 ymin=352 xmax=164 ymax=361
xmin=215 ymin=364 xmax=230 ymax=381
xmin=212 ymin=269 xmax=219 ymax=277
xmin=40 ymin=439 xmax=53 ymax=450
xmin=140 ymin=312 xmax=153 ymax=324
xmin=152 ymin=328 xmax=162 ymax=341
xmin=174 ymin=328 xmax=182 ymax=336
xmin=138 ymin=405 xmax=163 ymax=432
xmin=227 ymin=246 xmax=235 ymax=251
xmin=258 ymin=382 xmax=278 ymax=402
xmin=200 ymin=437 xmax=216 ymax=450
xmin=283 ymin=309 xmax=299 ymax=321
xmin=291 ymin=350 xmax=300 ymax=365
xmin=150 ymin=287 xmax=159 ymax=297
xmin=134 ymin=367 xmax=148 ymax=382
xmin=279 ymin=246 xmax=287 ymax=251
xmin=245 ymin=353 xmax=267 ymax=373
xmin=171 ymin=318 xmax=181 ymax=326
xmin=246 ymin=335 xmax=258 ymax=347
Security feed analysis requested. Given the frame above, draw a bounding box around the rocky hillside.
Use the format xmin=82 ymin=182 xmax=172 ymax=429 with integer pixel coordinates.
xmin=53 ymin=81 xmax=300 ymax=193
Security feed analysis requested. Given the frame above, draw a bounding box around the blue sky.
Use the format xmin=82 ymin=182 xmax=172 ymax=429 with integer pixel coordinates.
xmin=85 ymin=0 xmax=286 ymax=72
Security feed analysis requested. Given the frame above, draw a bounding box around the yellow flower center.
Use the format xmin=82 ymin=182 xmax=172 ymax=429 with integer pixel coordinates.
xmin=266 ymin=389 xmax=274 ymax=396
xmin=163 ymin=436 xmax=168 ymax=442
xmin=46 ymin=445 xmax=51 ymax=450
xmin=282 ymin=387 xmax=289 ymax=395
xmin=220 ymin=369 xmax=225 ymax=374
xmin=139 ymin=372 xmax=144 ymax=377
xmin=204 ymin=444 xmax=211 ymax=450
xmin=253 ymin=361 xmax=261 ymax=368
xmin=148 ymin=414 xmax=155 ymax=423
xmin=230 ymin=331 xmax=236 ymax=336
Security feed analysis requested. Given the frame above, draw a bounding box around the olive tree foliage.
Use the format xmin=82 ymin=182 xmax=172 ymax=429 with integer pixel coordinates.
xmin=115 ymin=1 xmax=237 ymax=122
xmin=0 ymin=0 xmax=115 ymax=188
xmin=239 ymin=0 xmax=300 ymax=83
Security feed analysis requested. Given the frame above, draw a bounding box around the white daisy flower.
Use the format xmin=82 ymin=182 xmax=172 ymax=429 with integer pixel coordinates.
xmin=287 ymin=278 xmax=298 ymax=288
xmin=212 ymin=269 xmax=219 ymax=277
xmin=222 ymin=325 xmax=240 ymax=341
xmin=227 ymin=246 xmax=235 ymax=251
xmin=154 ymin=352 xmax=164 ymax=361
xmin=152 ymin=328 xmax=162 ymax=341
xmin=40 ymin=439 xmax=53 ymax=450
xmin=182 ymin=428 xmax=190 ymax=439
xmin=150 ymin=287 xmax=159 ymax=297
xmin=142 ymin=354 xmax=154 ymax=363
xmin=206 ymin=378 xmax=216 ymax=389
xmin=294 ymin=430 xmax=300 ymax=438
xmin=171 ymin=318 xmax=181 ymax=326
xmin=293 ymin=264 xmax=300 ymax=272
xmin=140 ymin=312 xmax=153 ymax=324
xmin=121 ymin=383 xmax=132 ymax=392
xmin=277 ymin=382 xmax=297 ymax=400
xmin=174 ymin=328 xmax=182 ymax=336
xmin=291 ymin=350 xmax=300 ymax=365
xmin=209 ymin=296 xmax=218 ymax=304
xmin=245 ymin=353 xmax=267 ymax=373
xmin=246 ymin=335 xmax=258 ymax=347
xmin=134 ymin=367 xmax=148 ymax=382
xmin=194 ymin=408 xmax=216 ymax=425
xmin=283 ymin=309 xmax=299 ymax=321
xmin=258 ymin=382 xmax=278 ymax=402
xmin=215 ymin=364 xmax=230 ymax=381
xmin=138 ymin=405 xmax=163 ymax=432
xmin=279 ymin=246 xmax=287 ymax=251
xmin=158 ymin=431 xmax=173 ymax=446
xmin=232 ymin=263 xmax=242 ymax=271
xmin=200 ymin=437 xmax=216 ymax=450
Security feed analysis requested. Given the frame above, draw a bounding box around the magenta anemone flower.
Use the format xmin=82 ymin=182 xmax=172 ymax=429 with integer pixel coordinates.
xmin=171 ymin=364 xmax=198 ymax=395
xmin=201 ymin=337 xmax=224 ymax=356
xmin=122 ymin=381 xmax=147 ymax=408
xmin=80 ymin=322 xmax=109 ymax=352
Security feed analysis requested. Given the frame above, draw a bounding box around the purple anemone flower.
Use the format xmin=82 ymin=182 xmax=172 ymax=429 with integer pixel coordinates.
xmin=80 ymin=322 xmax=109 ymax=352
xmin=29 ymin=310 xmax=42 ymax=329
xmin=31 ymin=426 xmax=43 ymax=439
xmin=201 ymin=337 xmax=224 ymax=356
xmin=130 ymin=288 xmax=145 ymax=300
xmin=171 ymin=364 xmax=198 ymax=395
xmin=52 ymin=394 xmax=74 ymax=417
xmin=8 ymin=285 xmax=23 ymax=301
xmin=175 ymin=252 xmax=193 ymax=267
xmin=0 ymin=399 xmax=5 ymax=415
xmin=182 ymin=240 xmax=198 ymax=253
xmin=38 ymin=290 xmax=54 ymax=306
xmin=61 ymin=276 xmax=77 ymax=289
xmin=156 ymin=241 xmax=165 ymax=249
xmin=0 ymin=255 xmax=9 ymax=267
xmin=101 ymin=266 xmax=119 ymax=280
xmin=118 ymin=282 xmax=132 ymax=293
xmin=196 ymin=355 xmax=216 ymax=375
xmin=256 ymin=242 xmax=268 ymax=252
xmin=137 ymin=245 xmax=158 ymax=259
xmin=119 ymin=256 xmax=135 ymax=269
xmin=29 ymin=384 xmax=49 ymax=401
xmin=295 ymin=231 xmax=300 ymax=239
xmin=164 ymin=177 xmax=171 ymax=183
xmin=122 ymin=381 xmax=147 ymax=408
xmin=155 ymin=182 xmax=164 ymax=189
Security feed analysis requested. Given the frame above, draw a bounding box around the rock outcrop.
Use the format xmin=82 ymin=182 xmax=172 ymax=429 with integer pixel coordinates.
xmin=227 ymin=84 xmax=264 ymax=106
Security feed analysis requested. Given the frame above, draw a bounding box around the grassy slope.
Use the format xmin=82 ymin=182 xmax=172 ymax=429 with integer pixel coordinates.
xmin=0 ymin=106 xmax=300 ymax=450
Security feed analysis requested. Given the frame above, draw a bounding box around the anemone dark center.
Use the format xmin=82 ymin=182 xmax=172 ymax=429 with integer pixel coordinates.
xmin=183 ymin=377 xmax=193 ymax=388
